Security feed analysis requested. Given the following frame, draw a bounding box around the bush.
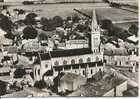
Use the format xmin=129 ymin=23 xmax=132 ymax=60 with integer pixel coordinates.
xmin=22 ymin=26 xmax=38 ymax=39
xmin=0 ymin=14 xmax=14 ymax=39
xmin=0 ymin=81 xmax=7 ymax=96
xmin=53 ymin=16 xmax=64 ymax=27
xmin=14 ymin=68 xmax=26 ymax=78
xmin=128 ymin=24 xmax=138 ymax=37
xmin=34 ymin=80 xmax=46 ymax=89
xmin=22 ymin=1 xmax=34 ymax=5
xmin=72 ymin=14 xmax=80 ymax=23
xmin=24 ymin=13 xmax=37 ymax=25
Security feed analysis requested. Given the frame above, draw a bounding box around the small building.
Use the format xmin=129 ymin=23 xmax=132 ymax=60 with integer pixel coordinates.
xmin=126 ymin=35 xmax=138 ymax=44
xmin=65 ymin=39 xmax=89 ymax=49
xmin=0 ymin=67 xmax=11 ymax=77
xmin=123 ymin=87 xmax=138 ymax=97
xmin=104 ymin=48 xmax=138 ymax=72
xmin=68 ymin=73 xmax=127 ymax=96
xmin=58 ymin=73 xmax=87 ymax=92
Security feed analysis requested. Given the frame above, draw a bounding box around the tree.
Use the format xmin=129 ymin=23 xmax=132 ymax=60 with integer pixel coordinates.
xmin=53 ymin=16 xmax=63 ymax=27
xmin=0 ymin=14 xmax=14 ymax=39
xmin=38 ymin=32 xmax=48 ymax=41
xmin=24 ymin=13 xmax=37 ymax=25
xmin=22 ymin=26 xmax=38 ymax=39
xmin=34 ymin=80 xmax=46 ymax=89
xmin=14 ymin=68 xmax=26 ymax=78
xmin=66 ymin=16 xmax=72 ymax=21
xmin=103 ymin=0 xmax=109 ymax=3
xmin=40 ymin=17 xmax=49 ymax=26
xmin=76 ymin=24 xmax=87 ymax=32
xmin=72 ymin=14 xmax=80 ymax=23
xmin=101 ymin=19 xmax=113 ymax=31
xmin=44 ymin=19 xmax=56 ymax=31
xmin=128 ymin=24 xmax=138 ymax=37
xmin=22 ymin=1 xmax=34 ymax=5
xmin=0 ymin=81 xmax=7 ymax=96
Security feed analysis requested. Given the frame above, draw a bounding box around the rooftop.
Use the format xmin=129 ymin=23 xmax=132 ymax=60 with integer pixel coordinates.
xmin=61 ymin=72 xmax=86 ymax=83
xmin=104 ymin=48 xmax=129 ymax=56
xmin=7 ymin=46 xmax=18 ymax=54
xmin=69 ymin=71 xmax=126 ymax=96
xmin=39 ymin=48 xmax=92 ymax=60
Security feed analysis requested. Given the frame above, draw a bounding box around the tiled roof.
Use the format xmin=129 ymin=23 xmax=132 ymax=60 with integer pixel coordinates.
xmin=39 ymin=48 xmax=92 ymax=60
xmin=60 ymin=72 xmax=86 ymax=83
xmin=104 ymin=48 xmax=129 ymax=56
xmin=8 ymin=46 xmax=18 ymax=54
xmin=69 ymin=72 xmax=126 ymax=96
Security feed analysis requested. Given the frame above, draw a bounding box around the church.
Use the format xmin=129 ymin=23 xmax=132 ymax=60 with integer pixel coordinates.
xmin=33 ymin=9 xmax=104 ymax=81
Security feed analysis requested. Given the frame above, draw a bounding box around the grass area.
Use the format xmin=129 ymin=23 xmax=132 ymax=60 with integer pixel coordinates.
xmin=8 ymin=3 xmax=110 ymax=18
xmin=96 ymin=8 xmax=138 ymax=22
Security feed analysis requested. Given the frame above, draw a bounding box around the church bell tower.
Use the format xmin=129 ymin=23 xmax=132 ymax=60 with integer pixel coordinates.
xmin=91 ymin=8 xmax=101 ymax=53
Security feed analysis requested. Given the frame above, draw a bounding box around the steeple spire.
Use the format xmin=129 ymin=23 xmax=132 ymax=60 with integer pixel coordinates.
xmin=91 ymin=8 xmax=98 ymax=33
xmin=90 ymin=8 xmax=101 ymax=53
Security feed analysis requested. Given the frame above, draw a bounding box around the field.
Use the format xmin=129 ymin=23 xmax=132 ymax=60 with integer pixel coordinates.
xmin=7 ymin=3 xmax=138 ymax=23
xmin=8 ymin=3 xmax=110 ymax=18
xmin=96 ymin=8 xmax=138 ymax=22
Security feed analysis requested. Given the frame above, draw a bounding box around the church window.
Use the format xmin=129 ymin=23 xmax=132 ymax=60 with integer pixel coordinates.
xmin=91 ymin=69 xmax=93 ymax=74
xmin=96 ymin=56 xmax=99 ymax=61
xmin=38 ymin=69 xmax=40 ymax=75
xmin=87 ymin=57 xmax=91 ymax=62
xmin=71 ymin=59 xmax=75 ymax=64
xmin=73 ymin=65 xmax=79 ymax=69
xmin=35 ymin=68 xmax=36 ymax=76
xmin=63 ymin=60 xmax=67 ymax=65
xmin=64 ymin=66 xmax=71 ymax=70
xmin=45 ymin=64 xmax=48 ymax=68
xmin=120 ymin=61 xmax=121 ymax=65
xmin=83 ymin=70 xmax=85 ymax=75
xmin=54 ymin=61 xmax=59 ymax=66
xmin=79 ymin=58 xmax=83 ymax=63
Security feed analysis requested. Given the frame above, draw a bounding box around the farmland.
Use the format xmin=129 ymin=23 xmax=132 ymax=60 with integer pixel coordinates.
xmin=6 ymin=3 xmax=138 ymax=23
xmin=8 ymin=3 xmax=110 ymax=18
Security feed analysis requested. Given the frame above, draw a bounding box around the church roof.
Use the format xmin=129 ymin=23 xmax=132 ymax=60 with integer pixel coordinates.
xmin=39 ymin=48 xmax=92 ymax=60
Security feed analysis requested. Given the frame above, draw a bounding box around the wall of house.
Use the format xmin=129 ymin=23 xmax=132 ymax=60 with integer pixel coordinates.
xmin=38 ymin=53 xmax=103 ymax=79
xmin=58 ymin=80 xmax=73 ymax=92
xmin=116 ymin=81 xmax=127 ymax=96
xmin=51 ymin=54 xmax=103 ymax=66
xmin=104 ymin=55 xmax=136 ymax=66
xmin=73 ymin=77 xmax=86 ymax=90
xmin=65 ymin=40 xmax=88 ymax=49
xmin=103 ymin=88 xmax=114 ymax=96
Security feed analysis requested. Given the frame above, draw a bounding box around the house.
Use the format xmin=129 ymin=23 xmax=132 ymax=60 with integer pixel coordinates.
xmin=0 ymin=66 xmax=11 ymax=76
xmin=65 ymin=39 xmax=89 ymax=49
xmin=123 ymin=87 xmax=138 ymax=97
xmin=68 ymin=72 xmax=127 ymax=96
xmin=104 ymin=48 xmax=138 ymax=72
xmin=126 ymin=35 xmax=138 ymax=44
xmin=58 ymin=73 xmax=87 ymax=92
xmin=33 ymin=9 xmax=104 ymax=81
